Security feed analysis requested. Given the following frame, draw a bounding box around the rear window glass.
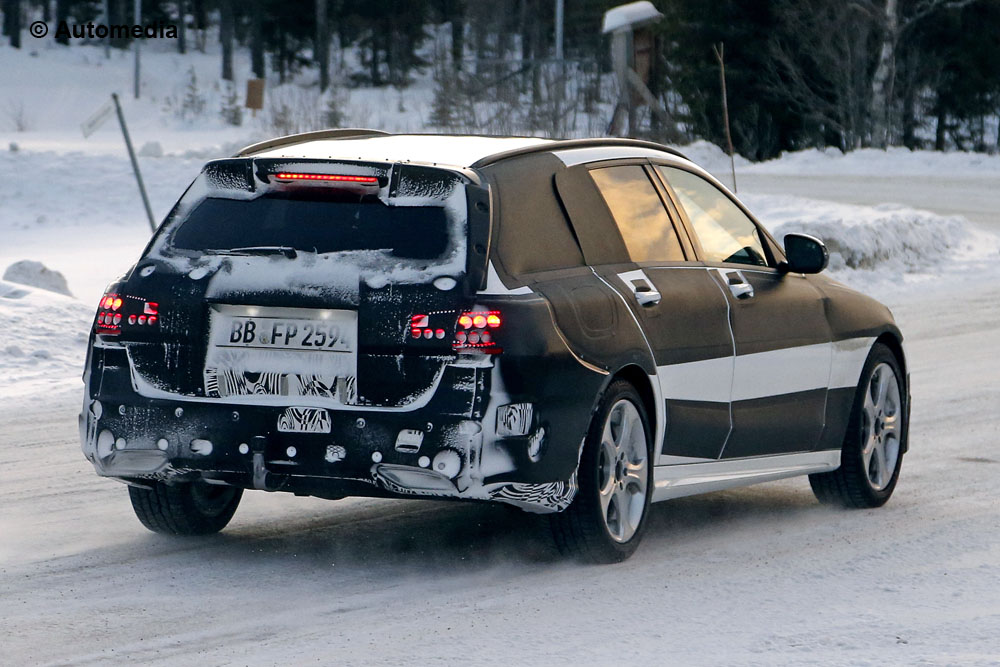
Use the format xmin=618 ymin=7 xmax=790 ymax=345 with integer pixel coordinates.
xmin=169 ymin=194 xmax=448 ymax=259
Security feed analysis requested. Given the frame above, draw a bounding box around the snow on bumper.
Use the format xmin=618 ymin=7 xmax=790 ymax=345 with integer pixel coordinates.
xmin=79 ymin=396 xmax=575 ymax=513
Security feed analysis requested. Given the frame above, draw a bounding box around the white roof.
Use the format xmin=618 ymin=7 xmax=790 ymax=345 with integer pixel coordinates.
xmin=601 ymin=1 xmax=663 ymax=34
xmin=251 ymin=134 xmax=553 ymax=169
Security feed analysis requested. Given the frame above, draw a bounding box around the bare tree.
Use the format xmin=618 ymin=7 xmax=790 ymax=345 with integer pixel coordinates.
xmin=854 ymin=0 xmax=980 ymax=148
xmin=766 ymin=0 xmax=875 ymax=150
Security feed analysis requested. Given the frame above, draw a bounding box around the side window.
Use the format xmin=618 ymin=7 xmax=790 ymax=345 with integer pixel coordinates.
xmin=657 ymin=166 xmax=769 ymax=267
xmin=589 ymin=165 xmax=685 ymax=263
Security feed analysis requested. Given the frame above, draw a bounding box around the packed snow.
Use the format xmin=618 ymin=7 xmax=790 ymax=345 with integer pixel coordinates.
xmin=746 ymin=194 xmax=1000 ymax=295
xmin=3 ymin=39 xmax=1000 ymax=667
xmin=3 ymin=259 xmax=73 ymax=295
xmin=0 ymin=279 xmax=92 ymax=397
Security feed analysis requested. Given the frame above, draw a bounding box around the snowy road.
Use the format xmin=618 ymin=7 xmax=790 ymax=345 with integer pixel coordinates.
xmin=2 ymin=281 xmax=999 ymax=665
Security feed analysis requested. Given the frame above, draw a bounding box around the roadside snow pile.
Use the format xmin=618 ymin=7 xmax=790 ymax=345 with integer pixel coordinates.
xmin=675 ymin=140 xmax=750 ymax=180
xmin=746 ymin=146 xmax=1000 ymax=177
xmin=746 ymin=193 xmax=1000 ymax=289
xmin=0 ymin=149 xmax=205 ymax=305
xmin=0 ymin=281 xmax=92 ymax=397
xmin=3 ymin=260 xmax=73 ymax=296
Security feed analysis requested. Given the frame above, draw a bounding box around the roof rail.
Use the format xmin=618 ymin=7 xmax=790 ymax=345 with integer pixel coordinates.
xmin=470 ymin=137 xmax=689 ymax=168
xmin=234 ymin=128 xmax=392 ymax=157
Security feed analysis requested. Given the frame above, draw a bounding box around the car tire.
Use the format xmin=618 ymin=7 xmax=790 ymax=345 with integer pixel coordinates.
xmin=550 ymin=380 xmax=653 ymax=563
xmin=809 ymin=342 xmax=907 ymax=508
xmin=128 ymin=479 xmax=243 ymax=535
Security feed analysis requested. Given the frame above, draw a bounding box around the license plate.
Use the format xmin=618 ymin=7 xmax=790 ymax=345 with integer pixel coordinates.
xmin=213 ymin=311 xmax=356 ymax=353
xmin=204 ymin=306 xmax=359 ymax=404
xmin=277 ymin=407 xmax=332 ymax=433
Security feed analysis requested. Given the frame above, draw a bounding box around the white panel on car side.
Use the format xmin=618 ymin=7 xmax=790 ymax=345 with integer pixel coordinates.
xmin=731 ymin=342 xmax=833 ymax=401
xmin=829 ymin=336 xmax=877 ymax=389
xmin=656 ymin=357 xmax=734 ymax=403
xmin=656 ymin=339 xmax=878 ymax=404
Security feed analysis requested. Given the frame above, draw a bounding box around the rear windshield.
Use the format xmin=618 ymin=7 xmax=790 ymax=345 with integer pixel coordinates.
xmin=170 ymin=194 xmax=448 ymax=259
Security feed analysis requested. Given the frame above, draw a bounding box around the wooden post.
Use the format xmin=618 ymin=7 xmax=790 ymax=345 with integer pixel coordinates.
xmin=712 ymin=43 xmax=737 ymax=193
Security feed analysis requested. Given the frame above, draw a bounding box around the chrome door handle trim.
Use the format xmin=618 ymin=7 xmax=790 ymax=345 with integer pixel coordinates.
xmin=630 ymin=278 xmax=662 ymax=306
xmin=721 ymin=269 xmax=754 ymax=300
xmin=635 ymin=289 xmax=662 ymax=306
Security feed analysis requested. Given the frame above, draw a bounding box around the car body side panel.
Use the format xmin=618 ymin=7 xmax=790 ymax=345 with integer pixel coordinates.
xmin=810 ymin=275 xmax=907 ymax=453
xmin=611 ymin=265 xmax=736 ymax=461
xmin=713 ymin=268 xmax=834 ymax=458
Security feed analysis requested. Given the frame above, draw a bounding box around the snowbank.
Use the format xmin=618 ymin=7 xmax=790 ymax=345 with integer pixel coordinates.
xmin=0 ymin=148 xmax=205 ymax=305
xmin=3 ymin=260 xmax=73 ymax=296
xmin=746 ymin=146 xmax=1000 ymax=177
xmin=746 ymin=193 xmax=1000 ymax=292
xmin=0 ymin=280 xmax=92 ymax=397
xmin=675 ymin=139 xmax=751 ymax=179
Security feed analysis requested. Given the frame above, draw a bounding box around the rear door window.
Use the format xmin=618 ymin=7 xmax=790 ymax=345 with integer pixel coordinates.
xmin=656 ymin=166 xmax=769 ymax=267
xmin=589 ymin=166 xmax=685 ymax=263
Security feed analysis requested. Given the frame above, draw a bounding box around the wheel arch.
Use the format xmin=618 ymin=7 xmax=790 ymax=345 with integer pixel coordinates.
xmin=873 ymin=330 xmax=910 ymax=454
xmin=875 ymin=330 xmax=907 ymax=380
xmin=604 ymin=364 xmax=658 ymax=452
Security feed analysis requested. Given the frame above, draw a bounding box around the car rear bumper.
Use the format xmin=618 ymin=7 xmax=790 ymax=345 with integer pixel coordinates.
xmin=79 ymin=390 xmax=573 ymax=514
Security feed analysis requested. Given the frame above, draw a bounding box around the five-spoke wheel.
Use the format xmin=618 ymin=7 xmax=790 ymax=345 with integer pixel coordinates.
xmin=810 ymin=342 xmax=907 ymax=508
xmin=551 ymin=380 xmax=653 ymax=562
xmin=597 ymin=399 xmax=649 ymax=543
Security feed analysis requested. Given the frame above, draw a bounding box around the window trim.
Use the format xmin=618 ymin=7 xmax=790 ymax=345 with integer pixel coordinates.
xmin=585 ymin=160 xmax=693 ymax=264
xmin=649 ymin=161 xmax=785 ymax=270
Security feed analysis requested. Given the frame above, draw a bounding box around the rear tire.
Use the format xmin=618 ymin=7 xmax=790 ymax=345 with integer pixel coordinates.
xmin=810 ymin=342 xmax=907 ymax=508
xmin=128 ymin=479 xmax=242 ymax=535
xmin=550 ymin=380 xmax=653 ymax=563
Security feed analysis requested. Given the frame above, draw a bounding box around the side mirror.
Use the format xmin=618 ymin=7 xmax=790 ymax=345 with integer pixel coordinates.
xmin=780 ymin=233 xmax=829 ymax=274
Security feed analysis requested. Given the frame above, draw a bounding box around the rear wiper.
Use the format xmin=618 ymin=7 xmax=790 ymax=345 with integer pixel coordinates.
xmin=225 ymin=246 xmax=298 ymax=258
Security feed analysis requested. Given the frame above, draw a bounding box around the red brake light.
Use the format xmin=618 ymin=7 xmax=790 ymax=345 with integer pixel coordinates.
xmin=94 ymin=293 xmax=161 ymax=335
xmin=274 ymin=173 xmax=379 ymax=184
xmin=453 ymin=310 xmax=502 ymax=354
xmin=407 ymin=310 xmax=502 ymax=354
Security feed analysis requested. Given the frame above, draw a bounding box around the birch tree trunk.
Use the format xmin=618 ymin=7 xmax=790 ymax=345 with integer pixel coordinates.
xmin=869 ymin=0 xmax=898 ymax=149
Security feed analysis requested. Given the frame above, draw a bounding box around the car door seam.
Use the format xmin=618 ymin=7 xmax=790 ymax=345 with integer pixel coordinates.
xmin=706 ymin=267 xmax=737 ymax=459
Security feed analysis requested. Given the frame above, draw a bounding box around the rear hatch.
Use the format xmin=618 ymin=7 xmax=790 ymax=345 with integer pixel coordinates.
xmin=113 ymin=157 xmax=482 ymax=409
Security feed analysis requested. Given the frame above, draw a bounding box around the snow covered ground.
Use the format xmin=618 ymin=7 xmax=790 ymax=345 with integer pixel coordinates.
xmin=3 ymin=41 xmax=1000 ymax=666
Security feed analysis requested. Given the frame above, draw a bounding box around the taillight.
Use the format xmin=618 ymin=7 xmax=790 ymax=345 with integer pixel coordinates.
xmin=407 ymin=310 xmax=503 ymax=354
xmin=409 ymin=314 xmax=448 ymax=340
xmin=95 ymin=293 xmax=161 ymax=335
xmin=454 ymin=310 xmax=502 ymax=354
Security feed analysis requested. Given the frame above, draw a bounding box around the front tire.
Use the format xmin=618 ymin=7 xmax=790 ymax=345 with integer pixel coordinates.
xmin=810 ymin=342 xmax=907 ymax=508
xmin=550 ymin=380 xmax=653 ymax=563
xmin=128 ymin=479 xmax=243 ymax=535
